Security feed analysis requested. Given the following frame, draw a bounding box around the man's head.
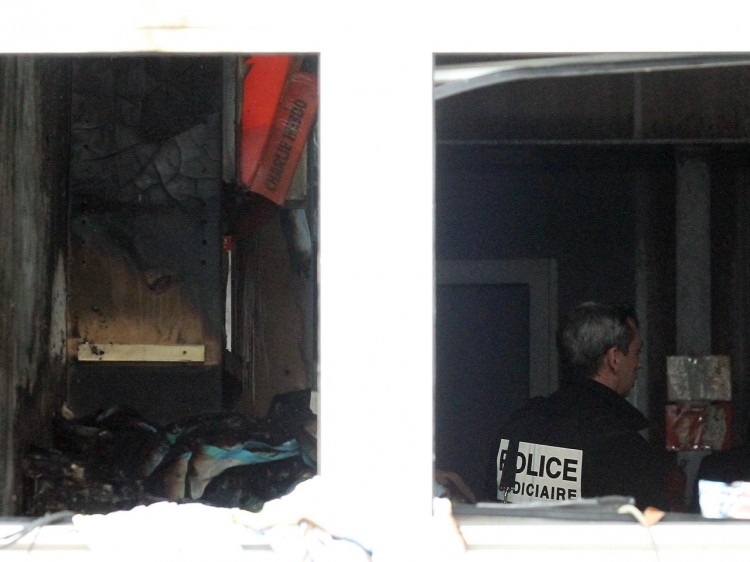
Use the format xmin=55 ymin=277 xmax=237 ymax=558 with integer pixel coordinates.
xmin=557 ymin=302 xmax=642 ymax=397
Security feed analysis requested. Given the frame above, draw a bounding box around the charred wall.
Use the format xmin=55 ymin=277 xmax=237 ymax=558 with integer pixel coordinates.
xmin=0 ymin=56 xmax=70 ymax=515
xmin=66 ymin=56 xmax=225 ymax=424
xmin=0 ymin=54 xmax=318 ymax=515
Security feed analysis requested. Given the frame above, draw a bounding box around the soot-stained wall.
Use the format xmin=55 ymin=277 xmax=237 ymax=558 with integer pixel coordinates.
xmin=0 ymin=56 xmax=70 ymax=515
xmin=66 ymin=56 xmax=225 ymax=424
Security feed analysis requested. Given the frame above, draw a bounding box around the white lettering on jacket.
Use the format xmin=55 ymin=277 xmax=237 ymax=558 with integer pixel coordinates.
xmin=497 ymin=439 xmax=583 ymax=503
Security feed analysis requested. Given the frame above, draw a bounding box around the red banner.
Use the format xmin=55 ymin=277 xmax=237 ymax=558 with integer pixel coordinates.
xmin=239 ymin=55 xmax=293 ymax=187
xmin=250 ymin=71 xmax=318 ymax=206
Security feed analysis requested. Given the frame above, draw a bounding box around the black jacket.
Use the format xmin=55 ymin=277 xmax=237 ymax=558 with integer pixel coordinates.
xmin=491 ymin=378 xmax=669 ymax=510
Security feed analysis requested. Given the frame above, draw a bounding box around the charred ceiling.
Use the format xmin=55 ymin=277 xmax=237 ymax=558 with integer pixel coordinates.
xmin=435 ymin=54 xmax=750 ymax=144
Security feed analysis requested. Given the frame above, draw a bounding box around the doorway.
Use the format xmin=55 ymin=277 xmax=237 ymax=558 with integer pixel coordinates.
xmin=435 ymin=258 xmax=557 ymax=500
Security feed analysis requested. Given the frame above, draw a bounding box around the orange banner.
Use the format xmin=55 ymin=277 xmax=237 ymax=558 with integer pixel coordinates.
xmin=250 ymin=71 xmax=318 ymax=206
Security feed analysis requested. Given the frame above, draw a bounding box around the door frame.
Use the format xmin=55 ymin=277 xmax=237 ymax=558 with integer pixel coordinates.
xmin=436 ymin=258 xmax=558 ymax=397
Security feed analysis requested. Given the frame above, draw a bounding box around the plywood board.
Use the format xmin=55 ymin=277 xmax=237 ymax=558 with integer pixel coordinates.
xmin=78 ymin=343 xmax=205 ymax=363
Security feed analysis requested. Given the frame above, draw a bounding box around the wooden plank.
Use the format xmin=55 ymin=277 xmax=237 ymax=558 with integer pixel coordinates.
xmin=77 ymin=343 xmax=205 ymax=363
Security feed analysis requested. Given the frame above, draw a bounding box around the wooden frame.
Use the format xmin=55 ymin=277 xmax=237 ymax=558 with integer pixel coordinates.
xmin=77 ymin=343 xmax=206 ymax=363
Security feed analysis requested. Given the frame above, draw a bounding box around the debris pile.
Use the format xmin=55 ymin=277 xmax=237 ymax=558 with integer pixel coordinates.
xmin=22 ymin=390 xmax=316 ymax=516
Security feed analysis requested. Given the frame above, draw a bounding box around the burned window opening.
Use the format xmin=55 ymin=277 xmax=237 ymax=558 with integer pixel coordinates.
xmin=6 ymin=53 xmax=319 ymax=517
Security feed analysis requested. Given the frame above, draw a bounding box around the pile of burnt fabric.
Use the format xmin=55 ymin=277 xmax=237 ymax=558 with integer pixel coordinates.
xmin=22 ymin=391 xmax=316 ymax=516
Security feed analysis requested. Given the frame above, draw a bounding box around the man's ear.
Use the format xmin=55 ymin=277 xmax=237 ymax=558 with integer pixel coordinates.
xmin=605 ymin=346 xmax=619 ymax=372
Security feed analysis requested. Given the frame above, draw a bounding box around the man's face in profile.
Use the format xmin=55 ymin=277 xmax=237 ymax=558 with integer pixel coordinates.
xmin=615 ymin=319 xmax=642 ymax=397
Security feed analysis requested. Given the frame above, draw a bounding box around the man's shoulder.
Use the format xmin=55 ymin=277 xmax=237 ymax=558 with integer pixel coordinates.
xmin=500 ymin=396 xmax=560 ymax=441
xmin=499 ymin=388 xmax=626 ymax=446
xmin=519 ymin=395 xmax=550 ymax=412
xmin=507 ymin=388 xmax=586 ymax=424
xmin=504 ymin=396 xmax=551 ymax=424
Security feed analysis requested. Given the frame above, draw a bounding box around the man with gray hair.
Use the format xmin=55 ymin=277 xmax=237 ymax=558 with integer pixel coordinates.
xmin=493 ymin=302 xmax=669 ymax=510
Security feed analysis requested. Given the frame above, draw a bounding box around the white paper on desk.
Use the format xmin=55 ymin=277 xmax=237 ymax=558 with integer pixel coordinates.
xmin=698 ymin=480 xmax=750 ymax=519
